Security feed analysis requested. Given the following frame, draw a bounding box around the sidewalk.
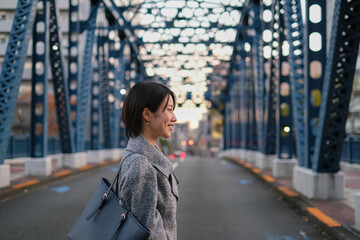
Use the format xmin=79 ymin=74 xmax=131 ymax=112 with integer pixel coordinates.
xmin=223 ymin=155 xmax=360 ymax=240
xmin=0 ymin=156 xmax=121 ymax=201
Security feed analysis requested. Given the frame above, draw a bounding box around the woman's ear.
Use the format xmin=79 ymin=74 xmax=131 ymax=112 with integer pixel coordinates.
xmin=142 ymin=108 xmax=151 ymax=122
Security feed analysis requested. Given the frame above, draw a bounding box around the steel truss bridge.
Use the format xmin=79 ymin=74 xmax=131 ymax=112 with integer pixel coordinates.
xmin=0 ymin=0 xmax=359 ymax=181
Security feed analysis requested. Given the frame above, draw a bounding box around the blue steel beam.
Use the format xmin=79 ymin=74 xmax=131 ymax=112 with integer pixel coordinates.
xmin=107 ymin=31 xmax=119 ymax=149
xmin=99 ymin=35 xmax=112 ymax=149
xmin=257 ymin=0 xmax=273 ymax=154
xmin=104 ymin=7 xmax=122 ymax=149
xmin=262 ymin=0 xmax=277 ymax=155
xmin=313 ymin=0 xmax=360 ymax=172
xmin=233 ymin=72 xmax=241 ymax=148
xmin=118 ymin=42 xmax=128 ymax=148
xmin=303 ymin=1 xmax=327 ymax=169
xmin=276 ymin=0 xmax=293 ymax=159
xmin=249 ymin=72 xmax=257 ymax=151
xmin=113 ymin=43 xmax=126 ymax=148
xmin=49 ymin=0 xmax=74 ymax=153
xmin=244 ymin=41 xmax=256 ymax=151
xmin=283 ymin=0 xmax=305 ymax=166
xmin=90 ymin=36 xmax=101 ymax=150
xmin=31 ymin=0 xmax=48 ymax=158
xmin=229 ymin=73 xmax=237 ymax=148
xmin=238 ymin=39 xmax=249 ymax=150
xmin=75 ymin=2 xmax=100 ymax=152
xmin=253 ymin=1 xmax=265 ymax=153
xmin=0 ymin=0 xmax=38 ymax=163
xmin=68 ymin=0 xmax=80 ymax=146
xmin=102 ymin=0 xmax=147 ymax=78
xmin=225 ymin=100 xmax=231 ymax=149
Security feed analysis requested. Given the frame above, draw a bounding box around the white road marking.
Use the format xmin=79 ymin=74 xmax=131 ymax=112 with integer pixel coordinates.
xmin=173 ymin=162 xmax=179 ymax=170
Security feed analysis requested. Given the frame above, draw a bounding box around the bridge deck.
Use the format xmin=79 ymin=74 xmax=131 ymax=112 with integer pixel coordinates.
xmin=1 ymin=155 xmax=360 ymax=239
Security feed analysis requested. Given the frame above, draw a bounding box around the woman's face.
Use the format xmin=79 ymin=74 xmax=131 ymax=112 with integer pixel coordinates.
xmin=148 ymin=95 xmax=177 ymax=139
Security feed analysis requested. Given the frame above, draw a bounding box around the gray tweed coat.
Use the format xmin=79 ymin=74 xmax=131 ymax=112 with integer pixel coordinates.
xmin=118 ymin=135 xmax=179 ymax=240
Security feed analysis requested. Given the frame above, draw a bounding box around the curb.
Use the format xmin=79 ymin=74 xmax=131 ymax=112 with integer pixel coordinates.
xmin=223 ymin=156 xmax=360 ymax=240
xmin=0 ymin=159 xmax=120 ymax=202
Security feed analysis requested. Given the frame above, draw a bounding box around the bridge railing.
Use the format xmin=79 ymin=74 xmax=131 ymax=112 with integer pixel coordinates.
xmin=341 ymin=135 xmax=360 ymax=164
xmin=2 ymin=134 xmax=360 ymax=164
xmin=6 ymin=134 xmax=62 ymax=159
xmin=4 ymin=135 xmax=103 ymax=159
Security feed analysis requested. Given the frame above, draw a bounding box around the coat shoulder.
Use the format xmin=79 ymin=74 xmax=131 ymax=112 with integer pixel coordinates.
xmin=121 ymin=153 xmax=156 ymax=178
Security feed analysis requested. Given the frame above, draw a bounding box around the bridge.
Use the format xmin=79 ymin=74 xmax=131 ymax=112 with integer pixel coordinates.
xmin=0 ymin=0 xmax=360 ymax=239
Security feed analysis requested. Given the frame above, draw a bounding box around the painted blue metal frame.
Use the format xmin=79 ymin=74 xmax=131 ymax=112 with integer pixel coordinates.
xmin=276 ymin=0 xmax=293 ymax=159
xmin=99 ymin=35 xmax=111 ymax=149
xmin=233 ymin=72 xmax=242 ymax=148
xmin=75 ymin=2 xmax=100 ymax=152
xmin=68 ymin=0 xmax=80 ymax=146
xmin=102 ymin=0 xmax=147 ymax=77
xmin=225 ymin=100 xmax=231 ymax=149
xmin=90 ymin=35 xmax=101 ymax=150
xmin=303 ymin=0 xmax=327 ymax=169
xmin=107 ymin=34 xmax=117 ymax=148
xmin=119 ymin=42 xmax=129 ymax=148
xmin=233 ymin=74 xmax=240 ymax=148
xmin=253 ymin=1 xmax=265 ymax=153
xmin=31 ymin=0 xmax=48 ymax=158
xmin=283 ymin=0 xmax=305 ymax=166
xmin=245 ymin=32 xmax=257 ymax=151
xmin=262 ymin=0 xmax=277 ymax=155
xmin=313 ymin=0 xmax=360 ymax=172
xmin=0 ymin=0 xmax=38 ymax=164
xmin=49 ymin=0 xmax=74 ymax=154
xmin=114 ymin=41 xmax=126 ymax=148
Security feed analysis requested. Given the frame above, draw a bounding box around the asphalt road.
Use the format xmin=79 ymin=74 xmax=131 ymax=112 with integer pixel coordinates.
xmin=0 ymin=156 xmax=327 ymax=240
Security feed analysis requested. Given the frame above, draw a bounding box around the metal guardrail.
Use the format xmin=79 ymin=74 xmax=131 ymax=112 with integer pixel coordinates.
xmin=3 ymin=134 xmax=360 ymax=164
xmin=6 ymin=135 xmax=62 ymax=159
xmin=341 ymin=135 xmax=360 ymax=164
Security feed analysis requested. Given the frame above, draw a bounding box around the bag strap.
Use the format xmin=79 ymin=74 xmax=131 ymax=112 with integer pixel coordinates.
xmin=106 ymin=151 xmax=134 ymax=197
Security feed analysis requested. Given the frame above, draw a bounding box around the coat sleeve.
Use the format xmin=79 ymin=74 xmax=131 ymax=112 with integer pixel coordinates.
xmin=119 ymin=156 xmax=167 ymax=239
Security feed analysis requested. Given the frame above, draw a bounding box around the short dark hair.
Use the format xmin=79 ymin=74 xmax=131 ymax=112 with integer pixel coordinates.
xmin=122 ymin=81 xmax=176 ymax=138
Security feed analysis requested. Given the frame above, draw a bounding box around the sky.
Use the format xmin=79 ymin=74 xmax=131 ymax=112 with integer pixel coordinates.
xmin=174 ymin=106 xmax=208 ymax=129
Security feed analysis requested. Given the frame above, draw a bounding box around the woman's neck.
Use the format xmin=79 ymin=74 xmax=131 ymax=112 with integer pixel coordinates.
xmin=141 ymin=131 xmax=157 ymax=146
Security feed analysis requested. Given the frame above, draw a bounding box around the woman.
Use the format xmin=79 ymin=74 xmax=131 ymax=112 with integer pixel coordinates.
xmin=118 ymin=81 xmax=179 ymax=240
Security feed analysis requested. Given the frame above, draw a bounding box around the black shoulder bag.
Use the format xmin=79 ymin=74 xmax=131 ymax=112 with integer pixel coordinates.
xmin=67 ymin=154 xmax=150 ymax=240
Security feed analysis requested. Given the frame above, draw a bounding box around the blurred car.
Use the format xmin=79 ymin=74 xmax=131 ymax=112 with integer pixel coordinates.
xmin=170 ymin=151 xmax=186 ymax=160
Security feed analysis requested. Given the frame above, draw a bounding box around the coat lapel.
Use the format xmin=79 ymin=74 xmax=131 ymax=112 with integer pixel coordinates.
xmin=125 ymin=135 xmax=173 ymax=178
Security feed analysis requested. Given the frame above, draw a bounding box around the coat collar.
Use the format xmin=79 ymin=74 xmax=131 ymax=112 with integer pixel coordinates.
xmin=125 ymin=135 xmax=173 ymax=178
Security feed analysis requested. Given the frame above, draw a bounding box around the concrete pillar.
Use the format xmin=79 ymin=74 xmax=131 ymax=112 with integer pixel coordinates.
xmin=87 ymin=150 xmax=104 ymax=164
xmin=0 ymin=164 xmax=10 ymax=188
xmin=48 ymin=153 xmax=63 ymax=169
xmin=239 ymin=149 xmax=248 ymax=161
xmin=102 ymin=149 xmax=114 ymax=161
xmin=112 ymin=148 xmax=124 ymax=161
xmin=230 ymin=149 xmax=241 ymax=159
xmin=244 ymin=150 xmax=257 ymax=164
xmin=293 ymin=166 xmax=344 ymax=199
xmin=273 ymin=158 xmax=297 ymax=178
xmin=63 ymin=152 xmax=87 ymax=168
xmin=255 ymin=152 xmax=274 ymax=170
xmin=26 ymin=157 xmax=52 ymax=176
xmin=355 ymin=192 xmax=360 ymax=231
